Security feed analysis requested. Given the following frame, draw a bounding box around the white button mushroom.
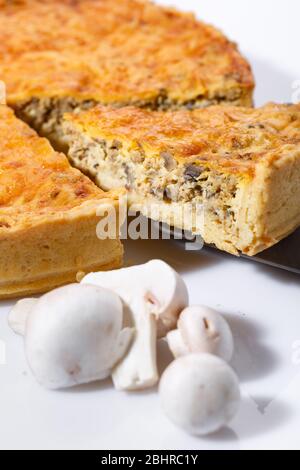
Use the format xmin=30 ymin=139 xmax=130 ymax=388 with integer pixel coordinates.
xmin=8 ymin=298 xmax=38 ymax=336
xmin=159 ymin=354 xmax=240 ymax=436
xmin=82 ymin=260 xmax=189 ymax=391
xmin=13 ymin=284 xmax=133 ymax=389
xmin=166 ymin=305 xmax=234 ymax=362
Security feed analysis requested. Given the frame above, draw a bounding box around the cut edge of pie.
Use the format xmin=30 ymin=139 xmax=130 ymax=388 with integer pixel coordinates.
xmin=0 ymin=104 xmax=123 ymax=299
xmin=62 ymin=103 xmax=300 ymax=256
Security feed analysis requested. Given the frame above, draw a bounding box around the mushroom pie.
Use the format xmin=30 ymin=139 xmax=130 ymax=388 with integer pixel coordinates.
xmin=0 ymin=0 xmax=254 ymax=148
xmin=0 ymin=105 xmax=123 ymax=299
xmin=63 ymin=103 xmax=300 ymax=256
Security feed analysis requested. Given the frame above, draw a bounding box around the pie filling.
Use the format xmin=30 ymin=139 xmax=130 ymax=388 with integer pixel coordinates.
xmin=13 ymin=90 xmax=251 ymax=151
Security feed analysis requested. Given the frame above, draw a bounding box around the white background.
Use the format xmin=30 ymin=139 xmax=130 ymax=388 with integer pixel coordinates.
xmin=0 ymin=0 xmax=300 ymax=451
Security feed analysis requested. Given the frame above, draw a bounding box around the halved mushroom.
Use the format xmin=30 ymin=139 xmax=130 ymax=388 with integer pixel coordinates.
xmin=82 ymin=260 xmax=189 ymax=391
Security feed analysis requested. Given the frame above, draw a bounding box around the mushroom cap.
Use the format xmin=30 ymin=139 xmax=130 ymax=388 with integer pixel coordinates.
xmin=159 ymin=354 xmax=240 ymax=436
xmin=25 ymin=283 xmax=128 ymax=389
xmin=177 ymin=306 xmax=234 ymax=362
xmin=82 ymin=260 xmax=189 ymax=338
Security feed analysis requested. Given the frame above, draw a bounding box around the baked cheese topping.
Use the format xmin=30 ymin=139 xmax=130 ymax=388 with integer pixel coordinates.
xmin=65 ymin=103 xmax=300 ymax=176
xmin=0 ymin=0 xmax=253 ymax=105
xmin=0 ymin=105 xmax=114 ymax=229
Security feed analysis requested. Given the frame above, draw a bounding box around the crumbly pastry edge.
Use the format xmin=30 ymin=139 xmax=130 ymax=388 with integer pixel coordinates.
xmin=0 ymin=256 xmax=123 ymax=300
xmin=62 ymin=122 xmax=300 ymax=257
xmin=0 ymin=196 xmax=124 ymax=299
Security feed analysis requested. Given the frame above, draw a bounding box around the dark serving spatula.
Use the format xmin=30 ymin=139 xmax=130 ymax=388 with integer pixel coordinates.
xmin=165 ymin=225 xmax=300 ymax=274
xmin=241 ymin=228 xmax=300 ymax=274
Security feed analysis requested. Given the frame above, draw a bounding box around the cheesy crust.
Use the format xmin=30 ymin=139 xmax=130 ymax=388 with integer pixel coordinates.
xmin=0 ymin=105 xmax=123 ymax=299
xmin=0 ymin=0 xmax=254 ymax=107
xmin=63 ymin=103 xmax=300 ymax=255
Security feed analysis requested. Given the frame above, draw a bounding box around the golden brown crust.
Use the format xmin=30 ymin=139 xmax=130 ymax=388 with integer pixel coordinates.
xmin=0 ymin=0 xmax=254 ymax=106
xmin=0 ymin=105 xmax=118 ymax=229
xmin=0 ymin=104 xmax=123 ymax=298
xmin=0 ymin=255 xmax=123 ymax=300
xmin=65 ymin=103 xmax=300 ymax=176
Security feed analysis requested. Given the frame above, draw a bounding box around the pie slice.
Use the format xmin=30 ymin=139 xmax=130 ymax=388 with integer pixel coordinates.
xmin=63 ymin=103 xmax=300 ymax=256
xmin=0 ymin=0 xmax=254 ymax=149
xmin=0 ymin=104 xmax=123 ymax=299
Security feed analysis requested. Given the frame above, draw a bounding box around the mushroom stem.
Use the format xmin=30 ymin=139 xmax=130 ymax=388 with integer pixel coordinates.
xmin=166 ymin=329 xmax=189 ymax=358
xmin=112 ymin=297 xmax=158 ymax=391
xmin=82 ymin=260 xmax=189 ymax=391
xmin=8 ymin=298 xmax=38 ymax=336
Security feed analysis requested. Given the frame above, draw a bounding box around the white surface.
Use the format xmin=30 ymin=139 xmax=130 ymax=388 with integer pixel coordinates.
xmin=0 ymin=0 xmax=300 ymax=451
